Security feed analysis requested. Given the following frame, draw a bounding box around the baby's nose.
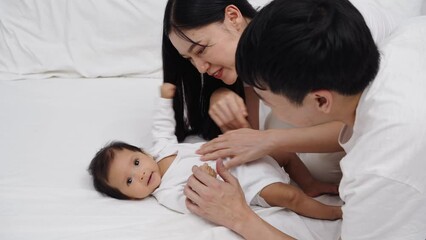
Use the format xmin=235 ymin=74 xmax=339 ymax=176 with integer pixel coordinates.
xmin=139 ymin=171 xmax=146 ymax=180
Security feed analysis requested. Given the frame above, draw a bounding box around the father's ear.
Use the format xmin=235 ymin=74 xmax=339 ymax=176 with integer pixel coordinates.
xmin=310 ymin=90 xmax=333 ymax=114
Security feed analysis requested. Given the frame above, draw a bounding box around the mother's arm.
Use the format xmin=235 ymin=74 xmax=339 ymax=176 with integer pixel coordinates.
xmin=184 ymin=159 xmax=295 ymax=240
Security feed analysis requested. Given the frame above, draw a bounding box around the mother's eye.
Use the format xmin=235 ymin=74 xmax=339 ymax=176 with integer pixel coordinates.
xmin=196 ymin=46 xmax=206 ymax=55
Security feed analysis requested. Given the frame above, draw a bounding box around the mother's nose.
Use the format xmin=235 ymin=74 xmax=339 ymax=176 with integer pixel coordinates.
xmin=192 ymin=57 xmax=210 ymax=74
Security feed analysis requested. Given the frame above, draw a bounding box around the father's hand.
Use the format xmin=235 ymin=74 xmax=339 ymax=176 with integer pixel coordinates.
xmin=184 ymin=159 xmax=251 ymax=230
xmin=196 ymin=128 xmax=274 ymax=168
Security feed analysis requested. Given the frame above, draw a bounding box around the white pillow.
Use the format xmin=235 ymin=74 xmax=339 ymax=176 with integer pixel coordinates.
xmin=350 ymin=0 xmax=424 ymax=44
xmin=0 ymin=0 xmax=166 ymax=80
xmin=422 ymin=0 xmax=426 ymax=14
xmin=1 ymin=0 xmax=423 ymax=81
xmin=0 ymin=0 xmax=271 ymax=81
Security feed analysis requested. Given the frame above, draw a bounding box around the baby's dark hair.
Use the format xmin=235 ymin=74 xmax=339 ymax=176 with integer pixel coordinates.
xmin=88 ymin=141 xmax=144 ymax=200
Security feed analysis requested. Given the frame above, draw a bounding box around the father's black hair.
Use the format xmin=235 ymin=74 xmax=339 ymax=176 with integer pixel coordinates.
xmin=236 ymin=0 xmax=380 ymax=105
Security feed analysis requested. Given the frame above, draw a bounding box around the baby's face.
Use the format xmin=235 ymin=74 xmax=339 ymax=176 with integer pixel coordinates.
xmin=107 ymin=149 xmax=161 ymax=199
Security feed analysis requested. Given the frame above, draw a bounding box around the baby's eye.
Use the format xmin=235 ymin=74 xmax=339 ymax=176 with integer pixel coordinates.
xmin=127 ymin=178 xmax=132 ymax=186
xmin=134 ymin=159 xmax=140 ymax=166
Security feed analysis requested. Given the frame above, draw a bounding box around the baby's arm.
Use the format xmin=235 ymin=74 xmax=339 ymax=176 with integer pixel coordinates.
xmin=260 ymin=182 xmax=342 ymax=220
xmin=149 ymin=83 xmax=178 ymax=157
xmin=160 ymin=83 xmax=176 ymax=99
xmin=273 ymin=151 xmax=338 ymax=197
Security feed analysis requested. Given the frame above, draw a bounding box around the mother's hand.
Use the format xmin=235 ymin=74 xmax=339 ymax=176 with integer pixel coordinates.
xmin=184 ymin=159 xmax=252 ymax=231
xmin=196 ymin=128 xmax=274 ymax=169
xmin=209 ymin=88 xmax=251 ymax=132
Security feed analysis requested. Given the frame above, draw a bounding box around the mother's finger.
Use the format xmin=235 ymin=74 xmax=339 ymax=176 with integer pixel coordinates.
xmin=214 ymin=101 xmax=235 ymax=123
xmin=209 ymin=111 xmax=232 ymax=133
xmin=210 ymin=104 xmax=246 ymax=131
xmin=223 ymin=98 xmax=250 ymax=128
xmin=226 ymin=116 xmax=250 ymax=130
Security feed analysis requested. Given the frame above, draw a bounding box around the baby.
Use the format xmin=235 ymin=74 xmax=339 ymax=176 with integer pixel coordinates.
xmin=88 ymin=83 xmax=342 ymax=220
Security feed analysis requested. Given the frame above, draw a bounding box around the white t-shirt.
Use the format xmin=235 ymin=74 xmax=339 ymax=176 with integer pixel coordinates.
xmin=150 ymin=99 xmax=290 ymax=214
xmin=338 ymin=17 xmax=426 ymax=239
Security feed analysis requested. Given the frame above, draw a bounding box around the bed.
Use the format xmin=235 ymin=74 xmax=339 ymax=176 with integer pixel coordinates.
xmin=1 ymin=0 xmax=424 ymax=239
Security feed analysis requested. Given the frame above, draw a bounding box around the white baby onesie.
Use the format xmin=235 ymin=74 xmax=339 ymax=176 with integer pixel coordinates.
xmin=150 ymin=98 xmax=290 ymax=214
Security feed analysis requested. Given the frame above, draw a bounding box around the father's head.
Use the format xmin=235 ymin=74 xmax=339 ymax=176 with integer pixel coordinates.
xmin=236 ymin=0 xmax=380 ymax=126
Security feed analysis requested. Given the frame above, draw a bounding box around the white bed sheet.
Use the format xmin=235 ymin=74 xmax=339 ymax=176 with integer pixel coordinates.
xmin=0 ymin=77 xmax=341 ymax=240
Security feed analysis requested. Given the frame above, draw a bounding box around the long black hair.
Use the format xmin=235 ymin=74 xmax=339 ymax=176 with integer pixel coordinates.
xmin=162 ymin=0 xmax=257 ymax=142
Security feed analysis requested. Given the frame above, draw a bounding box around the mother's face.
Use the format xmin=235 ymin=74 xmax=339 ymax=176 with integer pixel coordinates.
xmin=168 ymin=6 xmax=249 ymax=85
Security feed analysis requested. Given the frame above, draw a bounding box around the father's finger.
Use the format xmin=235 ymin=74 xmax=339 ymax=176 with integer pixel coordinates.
xmin=183 ymin=183 xmax=202 ymax=205
xmin=197 ymin=139 xmax=228 ymax=156
xmin=222 ymin=157 xmax=245 ymax=169
xmin=216 ymin=159 xmax=238 ymax=186
xmin=185 ymin=198 xmax=204 ymax=216
xmin=191 ymin=165 xmax=219 ymax=187
xmin=186 ymin=173 xmax=209 ymax=196
xmin=200 ymin=149 xmax=234 ymax=161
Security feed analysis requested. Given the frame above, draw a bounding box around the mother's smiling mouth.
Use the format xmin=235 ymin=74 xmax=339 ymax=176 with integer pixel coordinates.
xmin=212 ymin=68 xmax=223 ymax=79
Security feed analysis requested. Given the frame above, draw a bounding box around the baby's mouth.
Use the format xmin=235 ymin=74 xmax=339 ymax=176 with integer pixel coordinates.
xmin=147 ymin=172 xmax=153 ymax=185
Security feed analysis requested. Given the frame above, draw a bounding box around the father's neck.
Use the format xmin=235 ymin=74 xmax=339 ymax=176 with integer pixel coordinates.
xmin=333 ymin=92 xmax=363 ymax=128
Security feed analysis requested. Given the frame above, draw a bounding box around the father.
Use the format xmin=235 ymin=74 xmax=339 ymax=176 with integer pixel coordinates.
xmin=186 ymin=0 xmax=426 ymax=239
